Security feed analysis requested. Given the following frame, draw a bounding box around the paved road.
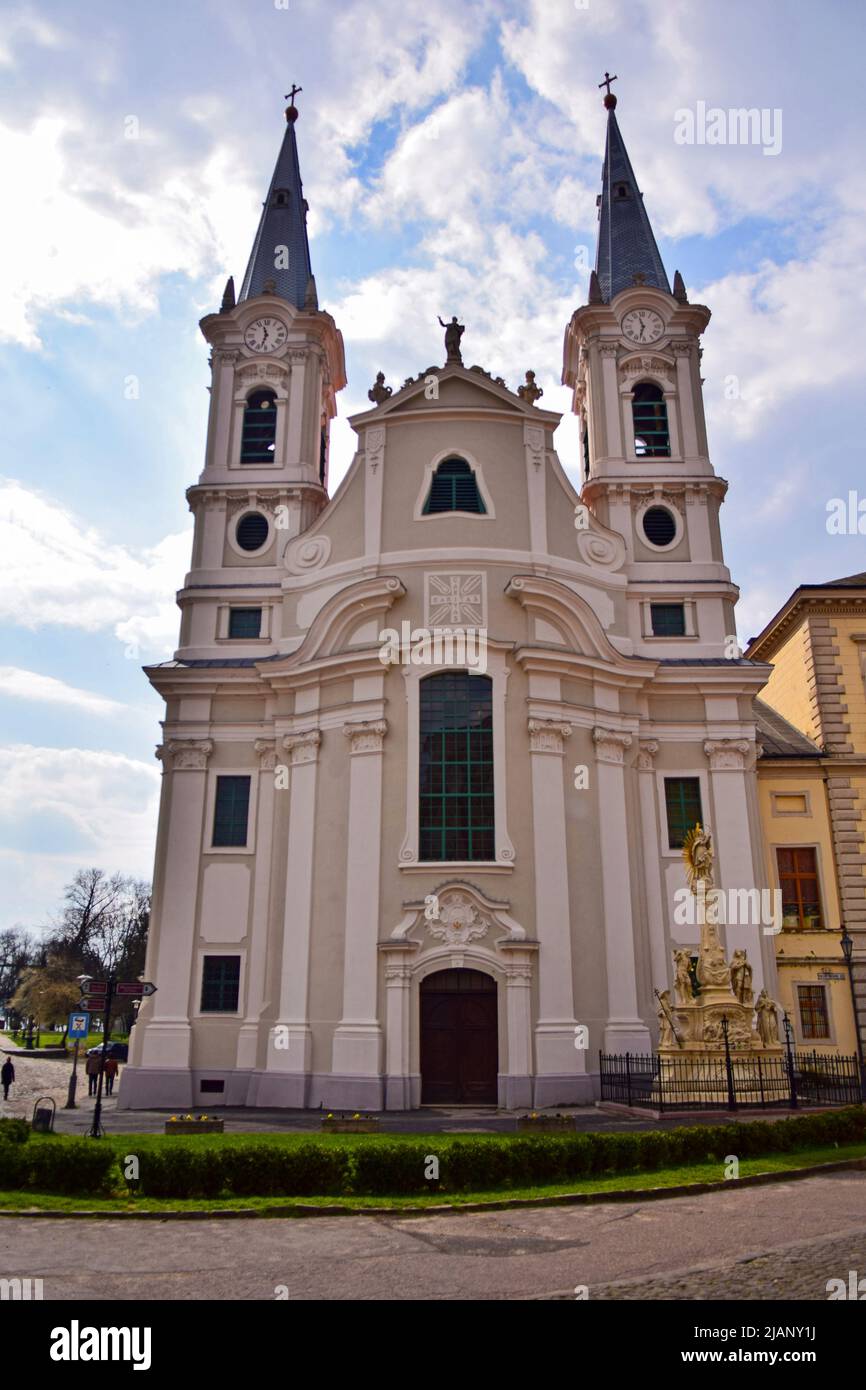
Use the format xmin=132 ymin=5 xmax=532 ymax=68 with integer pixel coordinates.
xmin=2 ymin=1172 xmax=864 ymax=1300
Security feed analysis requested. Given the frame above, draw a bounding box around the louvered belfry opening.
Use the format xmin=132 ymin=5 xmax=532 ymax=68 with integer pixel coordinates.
xmin=423 ymin=457 xmax=486 ymax=514
xmin=241 ymin=390 xmax=277 ymax=463
xmin=632 ymin=381 xmax=670 ymax=457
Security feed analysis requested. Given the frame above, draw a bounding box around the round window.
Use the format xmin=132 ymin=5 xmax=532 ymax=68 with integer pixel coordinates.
xmin=642 ymin=506 xmax=677 ymax=547
xmin=236 ymin=512 xmax=270 ymax=552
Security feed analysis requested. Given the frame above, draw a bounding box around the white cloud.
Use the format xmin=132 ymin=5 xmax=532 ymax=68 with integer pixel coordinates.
xmin=0 ymin=479 xmax=189 ymax=656
xmin=0 ymin=668 xmax=128 ymax=717
xmin=0 ymin=744 xmax=160 ymax=929
xmin=0 ymin=113 xmax=261 ymax=349
xmin=0 ymin=9 xmax=64 ymax=68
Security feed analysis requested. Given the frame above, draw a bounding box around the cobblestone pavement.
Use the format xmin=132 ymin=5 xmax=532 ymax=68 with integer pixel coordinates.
xmin=1 ymin=1172 xmax=864 ymax=1300
xmin=0 ymin=1046 xmax=77 ymax=1122
xmin=544 ymin=1229 xmax=866 ymax=1300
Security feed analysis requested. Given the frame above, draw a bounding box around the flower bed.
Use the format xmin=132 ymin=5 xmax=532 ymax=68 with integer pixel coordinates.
xmin=321 ymin=1113 xmax=380 ymax=1133
xmin=165 ymin=1115 xmax=224 ymax=1135
xmin=517 ymin=1113 xmax=575 ymax=1133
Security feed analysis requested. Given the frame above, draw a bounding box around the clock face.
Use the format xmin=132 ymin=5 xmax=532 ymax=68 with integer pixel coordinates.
xmin=621 ymin=309 xmax=665 ymax=345
xmin=244 ymin=317 xmax=287 ymax=354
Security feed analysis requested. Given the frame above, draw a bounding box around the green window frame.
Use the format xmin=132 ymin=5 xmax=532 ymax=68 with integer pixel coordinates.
xmin=228 ymin=607 xmax=262 ymax=639
xmin=200 ymin=956 xmax=240 ymax=1013
xmin=797 ymin=984 xmax=830 ymax=1040
xmin=632 ymin=382 xmax=671 ymax=457
xmin=240 ymin=390 xmax=277 ymax=463
xmin=650 ymin=603 xmax=686 ymax=636
xmin=212 ymin=775 xmax=251 ymax=847
xmin=419 ymin=672 xmax=494 ymax=861
xmin=664 ymin=776 xmax=702 ymax=850
xmin=422 ymin=458 xmax=486 ymax=515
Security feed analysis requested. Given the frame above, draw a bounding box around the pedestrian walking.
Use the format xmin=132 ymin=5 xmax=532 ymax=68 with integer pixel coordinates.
xmin=1 ymin=1057 xmax=14 ymax=1101
xmin=85 ymin=1050 xmax=101 ymax=1097
xmin=104 ymin=1055 xmax=119 ymax=1096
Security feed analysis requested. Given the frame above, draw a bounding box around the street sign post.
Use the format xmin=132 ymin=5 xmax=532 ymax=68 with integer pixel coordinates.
xmin=64 ymin=1011 xmax=91 ymax=1110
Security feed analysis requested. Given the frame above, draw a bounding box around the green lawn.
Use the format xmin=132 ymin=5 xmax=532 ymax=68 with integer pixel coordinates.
xmin=10 ymin=1031 xmax=127 ymax=1051
xmin=0 ymin=1138 xmax=863 ymax=1215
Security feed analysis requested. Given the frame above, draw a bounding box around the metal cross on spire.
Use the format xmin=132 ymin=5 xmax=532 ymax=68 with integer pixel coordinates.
xmin=285 ymin=84 xmax=303 ymax=105
xmin=598 ymin=71 xmax=618 ymax=96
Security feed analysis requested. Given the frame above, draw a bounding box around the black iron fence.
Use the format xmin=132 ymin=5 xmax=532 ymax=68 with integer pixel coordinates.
xmin=599 ymin=1049 xmax=863 ymax=1112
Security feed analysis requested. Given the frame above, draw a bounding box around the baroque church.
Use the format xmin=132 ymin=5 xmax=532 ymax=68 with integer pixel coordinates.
xmin=120 ymin=83 xmax=780 ymax=1112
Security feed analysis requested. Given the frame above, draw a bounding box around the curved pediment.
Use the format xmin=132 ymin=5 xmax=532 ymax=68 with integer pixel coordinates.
xmin=506 ymin=574 xmax=646 ymax=673
xmin=259 ymin=575 xmax=406 ymax=671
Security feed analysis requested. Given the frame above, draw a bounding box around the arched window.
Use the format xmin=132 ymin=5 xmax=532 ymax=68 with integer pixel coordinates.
xmin=419 ymin=672 xmax=494 ymax=861
xmin=632 ymin=382 xmax=670 ymax=457
xmin=422 ymin=457 xmax=486 ymax=515
xmin=241 ymin=390 xmax=277 ymax=463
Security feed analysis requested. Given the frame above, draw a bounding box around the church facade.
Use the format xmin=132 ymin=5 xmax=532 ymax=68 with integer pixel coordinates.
xmin=119 ymin=87 xmax=779 ymax=1112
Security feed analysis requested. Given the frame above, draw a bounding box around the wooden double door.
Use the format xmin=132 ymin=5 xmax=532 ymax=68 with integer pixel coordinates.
xmin=420 ymin=968 xmax=498 ymax=1105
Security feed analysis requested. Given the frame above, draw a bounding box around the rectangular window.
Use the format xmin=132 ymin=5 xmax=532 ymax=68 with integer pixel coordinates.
xmin=228 ymin=607 xmax=262 ymax=639
xmin=212 ymin=775 xmax=251 ymax=847
xmin=664 ymin=777 xmax=703 ymax=849
xmin=650 ymin=603 xmax=686 ymax=637
xmin=797 ymin=984 xmax=830 ymax=1040
xmin=776 ymin=847 xmax=822 ymax=927
xmin=419 ymin=672 xmax=494 ymax=861
xmin=200 ymin=956 xmax=240 ymax=1013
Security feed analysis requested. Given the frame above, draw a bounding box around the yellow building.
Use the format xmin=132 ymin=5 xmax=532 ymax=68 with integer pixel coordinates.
xmin=749 ymin=575 xmax=866 ymax=1063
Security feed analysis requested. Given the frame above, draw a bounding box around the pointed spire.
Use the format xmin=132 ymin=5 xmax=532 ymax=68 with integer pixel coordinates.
xmin=219 ymin=275 xmax=236 ymax=313
xmin=594 ymin=83 xmax=670 ymax=303
xmin=672 ymin=269 xmax=689 ymax=303
xmin=239 ymin=94 xmax=315 ymax=308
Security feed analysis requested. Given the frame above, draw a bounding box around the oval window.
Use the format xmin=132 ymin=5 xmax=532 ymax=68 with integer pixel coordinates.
xmin=236 ymin=512 xmax=270 ymax=552
xmin=642 ymin=506 xmax=677 ymax=547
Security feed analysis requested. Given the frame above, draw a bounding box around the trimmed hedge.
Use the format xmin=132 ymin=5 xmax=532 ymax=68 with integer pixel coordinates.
xmin=0 ymin=1136 xmax=115 ymax=1195
xmin=2 ymin=1107 xmax=865 ymax=1200
xmin=0 ymin=1118 xmax=30 ymax=1145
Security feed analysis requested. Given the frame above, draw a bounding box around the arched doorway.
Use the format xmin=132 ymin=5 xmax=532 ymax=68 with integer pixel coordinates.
xmin=420 ymin=968 xmax=498 ymax=1104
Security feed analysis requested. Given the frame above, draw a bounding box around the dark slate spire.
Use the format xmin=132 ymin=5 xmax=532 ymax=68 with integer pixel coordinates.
xmin=594 ymin=86 xmax=670 ymax=303
xmin=239 ymin=98 xmax=315 ymax=307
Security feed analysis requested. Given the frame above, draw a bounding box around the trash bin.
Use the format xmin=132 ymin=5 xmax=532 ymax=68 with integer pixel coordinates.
xmin=31 ymin=1097 xmax=56 ymax=1133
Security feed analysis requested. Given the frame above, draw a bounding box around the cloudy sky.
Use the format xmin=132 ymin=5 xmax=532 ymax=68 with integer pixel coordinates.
xmin=1 ymin=0 xmax=864 ymax=932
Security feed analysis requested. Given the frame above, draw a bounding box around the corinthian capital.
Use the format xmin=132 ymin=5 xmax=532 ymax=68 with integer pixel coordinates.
xmin=704 ymin=738 xmax=751 ymax=771
xmin=343 ymin=720 xmax=388 ymax=754
xmin=528 ymin=719 xmax=573 ymax=754
xmin=592 ymin=727 xmax=633 ymax=765
xmin=156 ymin=739 xmax=214 ymax=772
xmin=282 ymin=729 xmax=322 ymax=766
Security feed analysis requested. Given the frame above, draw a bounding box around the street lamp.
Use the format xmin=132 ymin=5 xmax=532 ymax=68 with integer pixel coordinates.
xmin=840 ymin=926 xmax=866 ymax=1101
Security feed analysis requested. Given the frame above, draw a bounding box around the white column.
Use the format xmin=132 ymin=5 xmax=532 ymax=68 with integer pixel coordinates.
xmin=704 ymin=739 xmax=767 ymax=993
xmin=528 ymin=718 xmax=584 ymax=1106
xmin=383 ymin=957 xmax=413 ymax=1111
xmin=135 ymin=740 xmax=213 ymax=1102
xmin=257 ymin=728 xmax=320 ymax=1107
xmin=594 ymin=727 xmax=652 ymax=1053
xmin=636 ymin=740 xmax=669 ymax=1003
xmin=327 ymin=720 xmax=388 ymax=1108
xmin=674 ymin=343 xmax=699 ymax=461
xmin=236 ymin=740 xmax=277 ymax=1074
xmin=503 ymin=957 xmax=535 ymax=1109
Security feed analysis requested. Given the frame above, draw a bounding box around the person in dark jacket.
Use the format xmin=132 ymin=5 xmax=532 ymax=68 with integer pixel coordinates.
xmin=85 ymin=1051 xmax=101 ymax=1096
xmin=1 ymin=1057 xmax=14 ymax=1100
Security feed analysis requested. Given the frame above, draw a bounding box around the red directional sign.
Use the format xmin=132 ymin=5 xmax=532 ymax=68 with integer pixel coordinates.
xmin=80 ymin=980 xmax=108 ymax=997
xmin=115 ymin=981 xmax=157 ymax=998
